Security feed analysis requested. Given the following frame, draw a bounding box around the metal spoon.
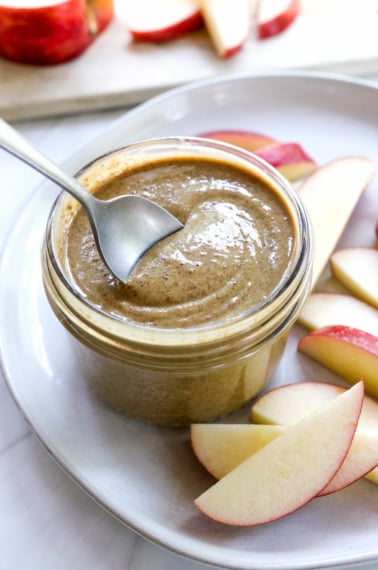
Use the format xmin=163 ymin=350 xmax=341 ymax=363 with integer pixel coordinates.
xmin=0 ymin=119 xmax=183 ymax=281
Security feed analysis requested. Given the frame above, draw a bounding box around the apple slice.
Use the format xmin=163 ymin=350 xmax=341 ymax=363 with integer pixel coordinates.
xmin=298 ymin=325 xmax=378 ymax=399
xmin=297 ymin=292 xmax=378 ymax=336
xmin=194 ymin=382 xmax=363 ymax=526
xmin=191 ymin=424 xmax=286 ymax=479
xmin=0 ymin=0 xmax=114 ymax=65
xmin=297 ymin=157 xmax=375 ymax=287
xmin=319 ymin=429 xmax=378 ymax=496
xmin=330 ymin=248 xmax=378 ymax=309
xmin=198 ymin=0 xmax=250 ymax=58
xmin=191 ymin=421 xmax=378 ymax=494
xmin=197 ymin=129 xmax=278 ymax=152
xmin=257 ymin=0 xmax=300 ymax=39
xmin=120 ymin=0 xmax=203 ymax=42
xmin=254 ymin=142 xmax=317 ymax=182
xmin=251 ymin=380 xmax=378 ymax=485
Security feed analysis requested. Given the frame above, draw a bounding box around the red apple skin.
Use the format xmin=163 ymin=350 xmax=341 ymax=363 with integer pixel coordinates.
xmin=258 ymin=0 xmax=300 ymax=39
xmin=130 ymin=11 xmax=204 ymax=42
xmin=197 ymin=129 xmax=277 ymax=152
xmin=254 ymin=142 xmax=315 ymax=168
xmin=0 ymin=0 xmax=114 ymax=65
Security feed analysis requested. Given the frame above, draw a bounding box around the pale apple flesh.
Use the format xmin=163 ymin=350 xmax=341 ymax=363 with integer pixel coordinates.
xmin=191 ymin=424 xmax=286 ymax=479
xmin=330 ymin=248 xmax=378 ymax=309
xmin=0 ymin=0 xmax=114 ymax=64
xmin=251 ymin=380 xmax=378 ymax=486
xmin=197 ymin=129 xmax=278 ymax=152
xmin=198 ymin=0 xmax=250 ymax=58
xmin=191 ymin=421 xmax=378 ymax=495
xmin=319 ymin=429 xmax=378 ymax=495
xmin=298 ymin=325 xmax=378 ymax=399
xmin=121 ymin=0 xmax=203 ymax=42
xmin=194 ymin=383 xmax=363 ymax=526
xmin=297 ymin=157 xmax=375 ymax=287
xmin=257 ymin=0 xmax=300 ymax=39
xmin=297 ymin=292 xmax=378 ymax=337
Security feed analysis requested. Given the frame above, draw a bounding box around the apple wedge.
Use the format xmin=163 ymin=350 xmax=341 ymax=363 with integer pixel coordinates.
xmin=330 ymin=248 xmax=378 ymax=309
xmin=191 ymin=421 xmax=378 ymax=494
xmin=319 ymin=429 xmax=378 ymax=495
xmin=0 ymin=0 xmax=114 ymax=65
xmin=198 ymin=0 xmax=250 ymax=58
xmin=120 ymin=0 xmax=203 ymax=42
xmin=257 ymin=0 xmax=300 ymax=39
xmin=197 ymin=129 xmax=278 ymax=152
xmin=254 ymin=142 xmax=317 ymax=182
xmin=251 ymin=380 xmax=378 ymax=485
xmin=191 ymin=424 xmax=286 ymax=479
xmin=297 ymin=292 xmax=378 ymax=336
xmin=251 ymin=381 xmax=378 ymax=429
xmin=297 ymin=157 xmax=375 ymax=287
xmin=194 ymin=382 xmax=363 ymax=526
xmin=298 ymin=325 xmax=378 ymax=399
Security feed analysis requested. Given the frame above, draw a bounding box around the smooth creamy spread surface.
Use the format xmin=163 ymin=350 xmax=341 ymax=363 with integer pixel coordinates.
xmin=65 ymin=157 xmax=295 ymax=328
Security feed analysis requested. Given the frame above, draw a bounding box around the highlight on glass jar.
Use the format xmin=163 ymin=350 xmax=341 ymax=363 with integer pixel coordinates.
xmin=42 ymin=137 xmax=313 ymax=425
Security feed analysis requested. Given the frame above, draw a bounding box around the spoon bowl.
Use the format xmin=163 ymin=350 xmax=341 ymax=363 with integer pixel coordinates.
xmin=0 ymin=119 xmax=183 ymax=281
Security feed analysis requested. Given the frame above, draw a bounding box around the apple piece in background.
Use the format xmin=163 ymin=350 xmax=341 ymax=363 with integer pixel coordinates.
xmin=330 ymin=248 xmax=378 ymax=309
xmin=297 ymin=157 xmax=375 ymax=288
xmin=375 ymin=220 xmax=378 ymax=239
xmin=119 ymin=0 xmax=203 ymax=42
xmin=250 ymin=380 xmax=378 ymax=485
xmin=298 ymin=292 xmax=378 ymax=337
xmin=319 ymin=429 xmax=378 ymax=496
xmin=257 ymin=0 xmax=300 ymax=39
xmin=198 ymin=0 xmax=250 ymax=58
xmin=194 ymin=383 xmax=363 ymax=526
xmin=0 ymin=0 xmax=114 ymax=65
xmin=90 ymin=0 xmax=114 ymax=33
xmin=191 ymin=423 xmax=286 ymax=479
xmin=197 ymin=129 xmax=278 ymax=152
xmin=298 ymin=326 xmax=378 ymax=399
xmin=254 ymin=142 xmax=317 ymax=181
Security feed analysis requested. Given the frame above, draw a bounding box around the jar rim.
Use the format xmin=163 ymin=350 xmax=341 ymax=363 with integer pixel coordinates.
xmin=44 ymin=136 xmax=313 ymax=348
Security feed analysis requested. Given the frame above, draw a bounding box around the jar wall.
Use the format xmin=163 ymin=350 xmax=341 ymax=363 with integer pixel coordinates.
xmin=68 ymin=332 xmax=287 ymax=425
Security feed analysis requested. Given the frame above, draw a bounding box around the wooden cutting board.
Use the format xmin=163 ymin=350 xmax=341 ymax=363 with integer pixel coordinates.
xmin=1 ymin=2 xmax=378 ymax=121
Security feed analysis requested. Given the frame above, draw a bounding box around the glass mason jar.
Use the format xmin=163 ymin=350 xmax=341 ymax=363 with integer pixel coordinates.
xmin=42 ymin=137 xmax=313 ymax=425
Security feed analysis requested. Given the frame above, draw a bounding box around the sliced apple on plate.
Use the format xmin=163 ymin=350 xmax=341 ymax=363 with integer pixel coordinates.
xmin=191 ymin=420 xmax=378 ymax=495
xmin=194 ymin=382 xmax=363 ymax=525
xmin=250 ymin=380 xmax=378 ymax=485
xmin=198 ymin=0 xmax=250 ymax=58
xmin=257 ymin=0 xmax=300 ymax=39
xmin=330 ymin=248 xmax=378 ymax=308
xmin=191 ymin=423 xmax=286 ymax=479
xmin=298 ymin=325 xmax=378 ymax=400
xmin=197 ymin=129 xmax=278 ymax=152
xmin=297 ymin=157 xmax=375 ymax=287
xmin=121 ymin=0 xmax=203 ymax=42
xmin=0 ymin=0 xmax=114 ymax=65
xmin=297 ymin=292 xmax=378 ymax=336
xmin=254 ymin=142 xmax=317 ymax=181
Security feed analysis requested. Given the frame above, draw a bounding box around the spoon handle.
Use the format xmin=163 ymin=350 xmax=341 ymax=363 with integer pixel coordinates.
xmin=0 ymin=118 xmax=94 ymax=210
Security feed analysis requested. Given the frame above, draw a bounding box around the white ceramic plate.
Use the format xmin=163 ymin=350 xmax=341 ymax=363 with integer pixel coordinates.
xmin=1 ymin=72 xmax=377 ymax=570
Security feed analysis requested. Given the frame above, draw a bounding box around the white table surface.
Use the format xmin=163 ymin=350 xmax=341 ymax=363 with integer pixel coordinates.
xmin=1 ymin=75 xmax=378 ymax=570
